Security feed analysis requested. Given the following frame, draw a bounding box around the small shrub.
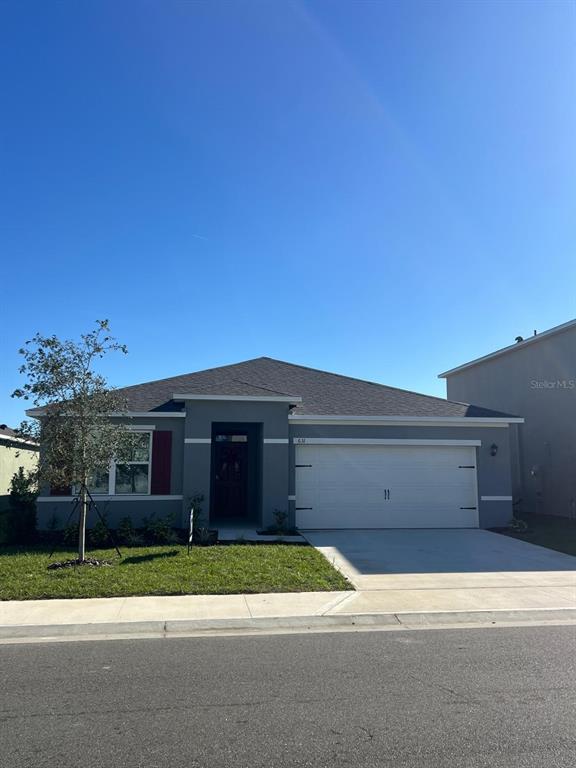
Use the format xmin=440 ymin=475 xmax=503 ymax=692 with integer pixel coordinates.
xmin=89 ymin=515 xmax=111 ymax=547
xmin=193 ymin=526 xmax=218 ymax=546
xmin=164 ymin=528 xmax=183 ymax=545
xmin=142 ymin=512 xmax=175 ymax=544
xmin=4 ymin=467 xmax=38 ymax=543
xmin=117 ymin=516 xmax=144 ymax=546
xmin=508 ymin=517 xmax=528 ymax=533
xmin=117 ymin=515 xmax=134 ymax=542
xmin=63 ymin=524 xmax=80 ymax=546
xmin=10 ymin=467 xmax=37 ymax=509
xmin=273 ymin=509 xmax=288 ymax=534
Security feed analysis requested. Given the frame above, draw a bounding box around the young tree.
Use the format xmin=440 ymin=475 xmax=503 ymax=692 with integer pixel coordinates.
xmin=12 ymin=320 xmax=136 ymax=561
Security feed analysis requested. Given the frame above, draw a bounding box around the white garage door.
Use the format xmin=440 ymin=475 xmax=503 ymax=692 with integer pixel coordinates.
xmin=295 ymin=442 xmax=479 ymax=529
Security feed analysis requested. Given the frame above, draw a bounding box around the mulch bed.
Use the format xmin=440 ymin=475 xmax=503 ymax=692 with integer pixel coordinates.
xmin=47 ymin=558 xmax=112 ymax=570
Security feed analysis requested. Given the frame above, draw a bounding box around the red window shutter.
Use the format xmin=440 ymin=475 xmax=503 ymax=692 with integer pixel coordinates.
xmin=151 ymin=431 xmax=172 ymax=495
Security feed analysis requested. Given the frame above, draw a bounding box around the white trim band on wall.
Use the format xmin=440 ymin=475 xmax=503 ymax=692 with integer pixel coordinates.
xmin=110 ymin=412 xmax=186 ymax=418
xmin=173 ymin=393 xmax=302 ymax=403
xmin=38 ymin=495 xmax=184 ymax=502
xmin=289 ymin=415 xmax=523 ymax=426
xmin=293 ymin=438 xmax=482 ymax=446
xmin=185 ymin=438 xmax=289 ymax=444
xmin=480 ymin=496 xmax=513 ymax=502
xmin=27 ymin=410 xmax=187 ymax=419
xmin=288 ymin=495 xmax=296 ymax=501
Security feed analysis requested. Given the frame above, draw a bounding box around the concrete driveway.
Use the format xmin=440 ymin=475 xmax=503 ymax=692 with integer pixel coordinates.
xmin=303 ymin=529 xmax=576 ymax=614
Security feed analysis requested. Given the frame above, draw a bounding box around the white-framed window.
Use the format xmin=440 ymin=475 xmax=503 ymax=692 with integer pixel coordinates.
xmin=87 ymin=430 xmax=152 ymax=495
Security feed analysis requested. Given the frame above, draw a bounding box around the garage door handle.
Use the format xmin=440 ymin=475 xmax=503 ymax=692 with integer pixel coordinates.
xmin=460 ymin=507 xmax=477 ymax=510
xmin=458 ymin=465 xmax=476 ymax=469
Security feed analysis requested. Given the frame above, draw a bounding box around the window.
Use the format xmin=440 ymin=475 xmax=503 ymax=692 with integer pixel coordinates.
xmin=87 ymin=431 xmax=152 ymax=495
xmin=115 ymin=432 xmax=151 ymax=494
xmin=88 ymin=468 xmax=111 ymax=495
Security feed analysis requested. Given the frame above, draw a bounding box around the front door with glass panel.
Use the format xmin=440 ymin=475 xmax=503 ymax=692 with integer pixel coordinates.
xmin=212 ymin=433 xmax=249 ymax=519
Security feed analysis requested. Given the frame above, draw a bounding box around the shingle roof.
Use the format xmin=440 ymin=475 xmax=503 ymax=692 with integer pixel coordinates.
xmin=0 ymin=424 xmax=39 ymax=446
xmin=113 ymin=357 xmax=515 ymax=418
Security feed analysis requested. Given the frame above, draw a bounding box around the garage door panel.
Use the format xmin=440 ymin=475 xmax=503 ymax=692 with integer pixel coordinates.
xmin=295 ymin=444 xmax=478 ymax=529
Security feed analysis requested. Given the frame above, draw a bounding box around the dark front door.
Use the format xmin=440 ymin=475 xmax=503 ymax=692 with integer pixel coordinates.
xmin=212 ymin=440 xmax=249 ymax=519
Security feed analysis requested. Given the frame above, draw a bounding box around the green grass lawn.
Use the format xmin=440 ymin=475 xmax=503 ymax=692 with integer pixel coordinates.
xmin=0 ymin=543 xmax=352 ymax=601
xmin=501 ymin=513 xmax=576 ymax=557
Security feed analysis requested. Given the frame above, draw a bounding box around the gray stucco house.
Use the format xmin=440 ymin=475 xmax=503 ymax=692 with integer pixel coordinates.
xmin=35 ymin=357 xmax=521 ymax=531
xmin=440 ymin=319 xmax=576 ymax=518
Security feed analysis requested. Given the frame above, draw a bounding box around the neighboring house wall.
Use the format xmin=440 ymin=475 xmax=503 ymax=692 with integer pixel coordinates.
xmin=0 ymin=439 xmax=39 ymax=511
xmin=444 ymin=325 xmax=576 ymax=518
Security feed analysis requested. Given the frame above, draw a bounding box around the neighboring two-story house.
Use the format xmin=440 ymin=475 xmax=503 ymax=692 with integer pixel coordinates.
xmin=440 ymin=319 xmax=576 ymax=518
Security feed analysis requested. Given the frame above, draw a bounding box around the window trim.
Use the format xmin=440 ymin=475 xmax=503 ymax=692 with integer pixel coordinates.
xmin=87 ymin=429 xmax=153 ymax=496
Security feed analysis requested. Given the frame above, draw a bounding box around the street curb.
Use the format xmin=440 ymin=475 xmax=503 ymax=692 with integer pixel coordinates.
xmin=1 ymin=607 xmax=576 ymax=639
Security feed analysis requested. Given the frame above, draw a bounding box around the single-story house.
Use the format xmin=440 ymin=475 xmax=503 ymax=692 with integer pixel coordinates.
xmin=33 ymin=357 xmax=521 ymax=531
xmin=0 ymin=424 xmax=39 ymax=511
xmin=440 ymin=318 xmax=576 ymax=518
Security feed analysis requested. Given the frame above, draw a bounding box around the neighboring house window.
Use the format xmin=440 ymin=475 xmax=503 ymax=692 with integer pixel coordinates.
xmin=87 ymin=431 xmax=152 ymax=495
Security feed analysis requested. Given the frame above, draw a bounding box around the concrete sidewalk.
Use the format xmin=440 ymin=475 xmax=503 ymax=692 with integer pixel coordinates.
xmin=1 ymin=579 xmax=576 ymax=640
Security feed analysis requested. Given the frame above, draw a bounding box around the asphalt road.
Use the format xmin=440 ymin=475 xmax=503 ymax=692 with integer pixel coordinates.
xmin=1 ymin=625 xmax=575 ymax=767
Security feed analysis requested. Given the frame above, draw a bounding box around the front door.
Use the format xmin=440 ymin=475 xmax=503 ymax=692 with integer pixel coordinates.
xmin=212 ymin=437 xmax=249 ymax=519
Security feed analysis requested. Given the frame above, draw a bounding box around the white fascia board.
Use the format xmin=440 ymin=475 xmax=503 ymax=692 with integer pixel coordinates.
xmin=26 ymin=410 xmax=186 ymax=419
xmin=109 ymin=412 xmax=186 ymax=418
xmin=38 ymin=495 xmax=184 ymax=502
xmin=288 ymin=415 xmax=523 ymax=426
xmin=438 ymin=318 xmax=576 ymax=378
xmin=0 ymin=435 xmax=39 ymax=449
xmin=173 ymin=393 xmax=302 ymax=403
xmin=293 ymin=438 xmax=482 ymax=446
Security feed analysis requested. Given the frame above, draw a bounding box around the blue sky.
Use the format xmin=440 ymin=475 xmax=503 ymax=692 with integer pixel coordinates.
xmin=1 ymin=0 xmax=574 ymax=424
